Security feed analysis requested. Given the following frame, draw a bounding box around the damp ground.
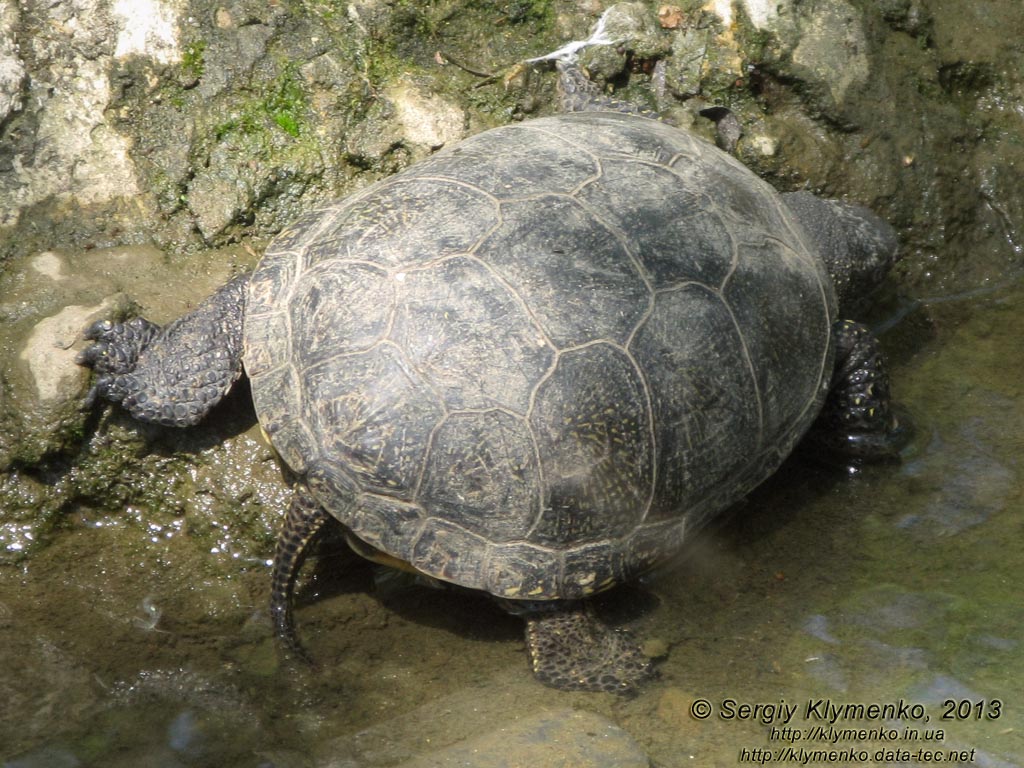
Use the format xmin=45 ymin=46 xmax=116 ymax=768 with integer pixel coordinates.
xmin=2 ymin=272 xmax=1021 ymax=767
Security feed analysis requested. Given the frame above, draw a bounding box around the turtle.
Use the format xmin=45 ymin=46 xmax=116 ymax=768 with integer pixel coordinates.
xmin=77 ymin=63 xmax=902 ymax=693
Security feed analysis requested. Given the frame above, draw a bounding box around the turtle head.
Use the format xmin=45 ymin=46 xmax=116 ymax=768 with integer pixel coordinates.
xmin=781 ymin=191 xmax=899 ymax=315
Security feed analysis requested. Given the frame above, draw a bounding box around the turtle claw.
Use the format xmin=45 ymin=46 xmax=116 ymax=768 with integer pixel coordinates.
xmin=76 ymin=320 xmax=114 ymax=368
xmin=77 ymin=316 xmax=162 ymax=376
xmin=75 ymin=342 xmax=103 ymax=369
xmin=82 ymin=317 xmax=116 ymax=342
xmin=81 ymin=382 xmax=102 ymax=409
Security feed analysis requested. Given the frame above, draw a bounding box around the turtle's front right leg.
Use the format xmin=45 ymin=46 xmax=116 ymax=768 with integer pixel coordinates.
xmin=77 ymin=274 xmax=248 ymax=427
xmin=811 ymin=319 xmax=908 ymax=459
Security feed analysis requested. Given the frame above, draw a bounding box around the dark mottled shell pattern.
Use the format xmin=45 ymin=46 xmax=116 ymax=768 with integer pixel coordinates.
xmin=244 ymin=112 xmax=835 ymax=600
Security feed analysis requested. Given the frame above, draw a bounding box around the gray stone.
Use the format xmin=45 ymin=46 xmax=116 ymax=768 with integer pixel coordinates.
xmin=187 ymin=158 xmax=257 ymax=241
xmin=578 ymin=2 xmax=667 ymax=82
xmin=0 ymin=0 xmax=150 ymax=229
xmin=702 ymin=0 xmax=870 ymax=115
xmin=703 ymin=0 xmax=792 ymax=31
xmin=20 ymin=300 xmax=114 ymax=404
xmin=790 ymin=0 xmax=870 ymax=109
xmin=0 ymin=1 xmax=25 ymax=123
xmin=314 ymin=668 xmax=651 ymax=768
xmin=664 ymin=25 xmax=710 ymax=99
xmin=392 ymin=708 xmax=650 ymax=768
xmin=385 ymin=80 xmax=466 ymax=151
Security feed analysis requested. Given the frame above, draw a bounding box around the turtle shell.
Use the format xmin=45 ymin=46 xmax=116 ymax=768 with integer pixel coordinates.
xmin=243 ymin=111 xmax=835 ymax=600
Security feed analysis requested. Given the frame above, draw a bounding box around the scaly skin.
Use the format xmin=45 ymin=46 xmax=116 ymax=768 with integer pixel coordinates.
xmin=518 ymin=600 xmax=654 ymax=693
xmin=271 ymin=488 xmax=330 ymax=662
xmin=812 ymin=319 xmax=905 ymax=459
xmin=77 ymin=274 xmax=248 ymax=427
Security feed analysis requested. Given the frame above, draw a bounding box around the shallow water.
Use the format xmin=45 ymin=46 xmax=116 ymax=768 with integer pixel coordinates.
xmin=2 ymin=272 xmax=1022 ymax=766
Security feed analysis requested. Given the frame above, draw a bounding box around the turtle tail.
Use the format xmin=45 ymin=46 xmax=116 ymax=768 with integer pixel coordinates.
xmin=271 ymin=487 xmax=330 ymax=663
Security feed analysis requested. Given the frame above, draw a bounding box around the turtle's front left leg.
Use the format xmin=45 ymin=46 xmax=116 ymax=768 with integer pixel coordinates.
xmin=77 ymin=274 xmax=248 ymax=427
xmin=514 ymin=600 xmax=655 ymax=694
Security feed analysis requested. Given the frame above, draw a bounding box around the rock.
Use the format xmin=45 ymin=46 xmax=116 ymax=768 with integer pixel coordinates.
xmin=392 ymin=708 xmax=651 ymax=768
xmin=700 ymin=0 xmax=870 ymax=117
xmin=344 ymin=82 xmax=466 ymax=173
xmin=19 ymin=300 xmax=114 ymax=404
xmin=578 ymin=2 xmax=667 ymax=81
xmin=595 ymin=2 xmax=662 ymax=51
xmin=0 ymin=242 xmax=267 ymax=560
xmin=703 ymin=0 xmax=788 ymax=30
xmin=0 ymin=1 xmax=25 ymax=123
xmin=194 ymin=22 xmax=274 ymax=102
xmin=790 ymin=0 xmax=870 ymax=110
xmin=877 ymin=0 xmax=932 ymax=37
xmin=663 ymin=25 xmax=711 ymax=99
xmin=110 ymin=0 xmax=181 ymax=64
xmin=641 ymin=635 xmax=670 ymax=659
xmin=187 ymin=155 xmax=257 ymax=242
xmin=0 ymin=249 xmax=122 ymax=468
xmin=0 ymin=0 xmax=146 ymax=230
xmin=747 ymin=133 xmax=778 ymax=157
xmin=386 ymin=80 xmax=466 ymax=151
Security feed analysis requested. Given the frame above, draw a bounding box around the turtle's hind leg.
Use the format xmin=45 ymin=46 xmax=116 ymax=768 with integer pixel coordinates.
xmin=77 ymin=274 xmax=248 ymax=427
xmin=271 ymin=487 xmax=330 ymax=662
xmin=516 ymin=600 xmax=654 ymax=694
